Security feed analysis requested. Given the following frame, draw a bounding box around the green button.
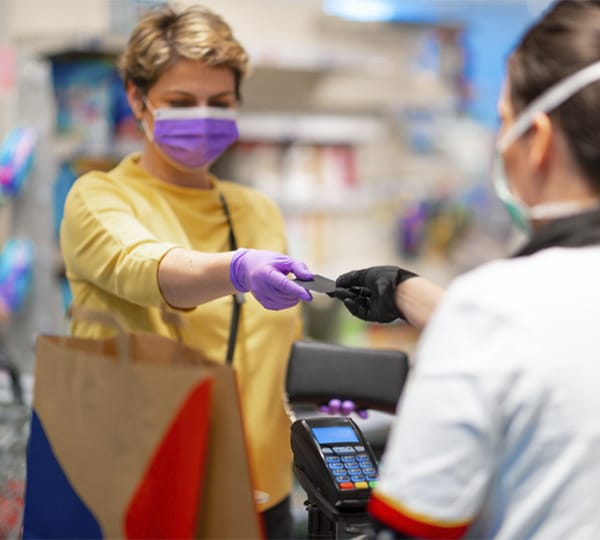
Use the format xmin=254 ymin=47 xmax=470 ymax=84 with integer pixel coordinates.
xmin=369 ymin=481 xmax=377 ymax=488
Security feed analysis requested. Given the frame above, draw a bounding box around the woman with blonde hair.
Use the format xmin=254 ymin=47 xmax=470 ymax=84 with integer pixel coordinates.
xmin=60 ymin=5 xmax=312 ymax=537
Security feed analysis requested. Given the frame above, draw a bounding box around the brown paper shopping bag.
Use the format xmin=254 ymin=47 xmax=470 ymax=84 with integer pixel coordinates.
xmin=23 ymin=308 xmax=262 ymax=539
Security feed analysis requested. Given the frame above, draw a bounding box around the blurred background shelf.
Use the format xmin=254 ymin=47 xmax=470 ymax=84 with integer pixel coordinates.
xmin=237 ymin=113 xmax=386 ymax=145
xmin=0 ymin=0 xmax=547 ymax=370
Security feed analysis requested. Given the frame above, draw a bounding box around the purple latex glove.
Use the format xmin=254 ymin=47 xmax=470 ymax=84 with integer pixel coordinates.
xmin=230 ymin=248 xmax=313 ymax=310
xmin=319 ymin=398 xmax=369 ymax=419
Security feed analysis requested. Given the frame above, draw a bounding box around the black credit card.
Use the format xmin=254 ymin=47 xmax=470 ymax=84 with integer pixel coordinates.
xmin=293 ymin=274 xmax=337 ymax=294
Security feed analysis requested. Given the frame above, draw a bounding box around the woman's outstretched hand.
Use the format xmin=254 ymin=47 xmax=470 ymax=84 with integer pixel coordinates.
xmin=230 ymin=248 xmax=313 ymax=310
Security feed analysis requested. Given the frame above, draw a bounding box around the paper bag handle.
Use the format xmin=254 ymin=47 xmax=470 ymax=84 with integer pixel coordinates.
xmin=67 ymin=305 xmax=129 ymax=364
xmin=67 ymin=305 xmax=184 ymax=363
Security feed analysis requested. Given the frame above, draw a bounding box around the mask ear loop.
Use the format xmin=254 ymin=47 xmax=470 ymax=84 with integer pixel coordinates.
xmin=139 ymin=95 xmax=155 ymax=142
xmin=495 ymin=60 xmax=600 ymax=227
xmin=498 ymin=59 xmax=600 ymax=152
xmin=491 ymin=132 xmax=532 ymax=233
xmin=141 ymin=95 xmax=155 ymax=114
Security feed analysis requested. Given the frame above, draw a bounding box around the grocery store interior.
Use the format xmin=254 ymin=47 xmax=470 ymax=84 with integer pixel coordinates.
xmin=0 ymin=0 xmax=552 ymax=373
xmin=0 ymin=0 xmax=557 ymax=537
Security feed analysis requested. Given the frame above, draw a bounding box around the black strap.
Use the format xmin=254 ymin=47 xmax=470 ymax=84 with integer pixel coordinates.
xmin=220 ymin=193 xmax=244 ymax=364
xmin=513 ymin=207 xmax=600 ymax=257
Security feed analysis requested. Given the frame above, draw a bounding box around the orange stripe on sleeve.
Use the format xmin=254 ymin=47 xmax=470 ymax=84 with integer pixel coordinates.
xmin=368 ymin=491 xmax=471 ymax=540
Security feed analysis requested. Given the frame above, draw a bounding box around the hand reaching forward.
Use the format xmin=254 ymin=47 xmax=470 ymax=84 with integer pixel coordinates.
xmin=330 ymin=266 xmax=417 ymax=323
xmin=230 ymin=249 xmax=313 ymax=310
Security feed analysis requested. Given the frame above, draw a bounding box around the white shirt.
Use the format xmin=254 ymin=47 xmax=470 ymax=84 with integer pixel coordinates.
xmin=370 ymin=246 xmax=600 ymax=540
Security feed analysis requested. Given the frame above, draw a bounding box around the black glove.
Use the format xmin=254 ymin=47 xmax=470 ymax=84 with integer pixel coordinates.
xmin=329 ymin=266 xmax=418 ymax=323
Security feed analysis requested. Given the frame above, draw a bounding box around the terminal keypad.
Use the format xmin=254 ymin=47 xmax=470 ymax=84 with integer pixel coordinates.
xmin=324 ymin=444 xmax=377 ymax=490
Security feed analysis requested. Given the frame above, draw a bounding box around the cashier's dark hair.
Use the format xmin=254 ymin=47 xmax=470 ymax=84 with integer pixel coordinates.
xmin=508 ymin=0 xmax=600 ymax=192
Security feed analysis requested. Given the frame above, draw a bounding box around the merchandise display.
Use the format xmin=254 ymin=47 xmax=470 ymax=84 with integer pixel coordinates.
xmin=0 ymin=128 xmax=37 ymax=197
xmin=0 ymin=239 xmax=35 ymax=313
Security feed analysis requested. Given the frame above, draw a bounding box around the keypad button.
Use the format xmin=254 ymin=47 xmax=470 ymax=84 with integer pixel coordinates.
xmin=329 ymin=462 xmax=344 ymax=469
xmin=347 ymin=468 xmax=362 ymax=475
xmin=332 ymin=469 xmax=347 ymax=477
xmin=355 ymin=445 xmax=365 ymax=452
xmin=363 ymin=468 xmax=377 ymax=475
xmin=337 ymin=475 xmax=350 ymax=482
xmin=366 ymin=475 xmax=377 ymax=482
xmin=351 ymin=475 xmax=366 ymax=482
xmin=341 ymin=456 xmax=357 ymax=463
xmin=359 ymin=461 xmax=373 ymax=469
xmin=333 ymin=446 xmax=356 ymax=454
xmin=322 ymin=447 xmax=333 ymax=454
xmin=326 ymin=456 xmax=341 ymax=463
xmin=356 ymin=454 xmax=370 ymax=461
xmin=369 ymin=481 xmax=377 ymax=488
xmin=339 ymin=482 xmax=354 ymax=490
xmin=354 ymin=481 xmax=369 ymax=489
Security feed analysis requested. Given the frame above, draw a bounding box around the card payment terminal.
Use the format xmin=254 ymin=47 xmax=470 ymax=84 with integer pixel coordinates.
xmin=291 ymin=416 xmax=378 ymax=512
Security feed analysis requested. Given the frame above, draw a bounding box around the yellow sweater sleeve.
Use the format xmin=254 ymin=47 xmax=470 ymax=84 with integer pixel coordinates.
xmin=60 ymin=174 xmax=179 ymax=308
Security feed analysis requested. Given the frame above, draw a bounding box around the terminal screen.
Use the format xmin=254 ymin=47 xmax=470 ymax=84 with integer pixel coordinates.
xmin=311 ymin=425 xmax=359 ymax=445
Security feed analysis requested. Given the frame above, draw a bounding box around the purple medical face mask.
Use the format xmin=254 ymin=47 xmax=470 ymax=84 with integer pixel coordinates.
xmin=142 ymin=99 xmax=239 ymax=169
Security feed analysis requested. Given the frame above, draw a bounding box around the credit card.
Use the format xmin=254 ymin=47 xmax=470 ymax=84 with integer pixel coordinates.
xmin=293 ymin=274 xmax=337 ymax=294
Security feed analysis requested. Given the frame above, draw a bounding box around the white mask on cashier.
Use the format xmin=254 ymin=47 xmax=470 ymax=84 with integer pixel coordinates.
xmin=493 ymin=60 xmax=600 ymax=233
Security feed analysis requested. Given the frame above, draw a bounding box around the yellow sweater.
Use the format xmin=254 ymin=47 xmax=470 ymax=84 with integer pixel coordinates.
xmin=60 ymin=153 xmax=302 ymax=511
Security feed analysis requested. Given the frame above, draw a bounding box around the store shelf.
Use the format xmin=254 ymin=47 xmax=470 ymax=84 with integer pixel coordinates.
xmin=272 ymin=192 xmax=376 ymax=215
xmin=237 ymin=112 xmax=386 ymax=144
xmin=246 ymin=45 xmax=395 ymax=75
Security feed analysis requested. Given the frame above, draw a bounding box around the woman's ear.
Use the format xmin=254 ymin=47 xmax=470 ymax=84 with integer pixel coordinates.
xmin=126 ymin=82 xmax=144 ymax=120
xmin=529 ymin=112 xmax=553 ymax=172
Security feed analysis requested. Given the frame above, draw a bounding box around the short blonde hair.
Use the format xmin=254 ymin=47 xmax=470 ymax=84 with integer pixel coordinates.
xmin=118 ymin=4 xmax=250 ymax=100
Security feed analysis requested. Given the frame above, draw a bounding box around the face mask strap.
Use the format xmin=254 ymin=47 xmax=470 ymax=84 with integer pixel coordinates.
xmin=141 ymin=95 xmax=156 ymax=115
xmin=529 ymin=200 xmax=600 ymax=221
xmin=499 ymin=60 xmax=600 ymax=152
xmin=137 ymin=96 xmax=154 ymax=142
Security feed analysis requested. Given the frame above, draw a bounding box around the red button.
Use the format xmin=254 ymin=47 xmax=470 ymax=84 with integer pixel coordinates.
xmin=338 ymin=482 xmax=354 ymax=490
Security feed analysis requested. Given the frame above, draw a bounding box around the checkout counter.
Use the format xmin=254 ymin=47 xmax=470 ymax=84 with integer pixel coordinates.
xmin=286 ymin=340 xmax=410 ymax=539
